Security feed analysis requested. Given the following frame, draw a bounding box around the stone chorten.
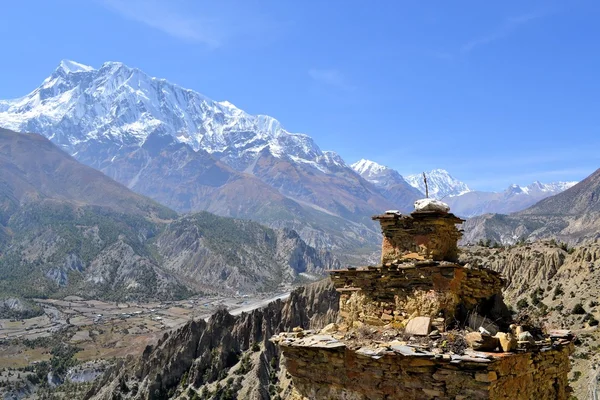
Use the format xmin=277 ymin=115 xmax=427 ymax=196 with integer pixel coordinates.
xmin=273 ymin=200 xmax=575 ymax=400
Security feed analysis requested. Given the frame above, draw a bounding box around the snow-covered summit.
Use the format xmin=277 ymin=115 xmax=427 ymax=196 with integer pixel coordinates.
xmin=351 ymin=159 xmax=412 ymax=188
xmin=406 ymin=169 xmax=471 ymax=199
xmin=505 ymin=181 xmax=577 ymax=196
xmin=0 ymin=59 xmax=341 ymax=173
xmin=351 ymin=159 xmax=387 ymax=177
xmin=58 ymin=59 xmax=94 ymax=74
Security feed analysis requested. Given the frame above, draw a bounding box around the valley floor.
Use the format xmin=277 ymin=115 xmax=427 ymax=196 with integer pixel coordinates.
xmin=0 ymin=290 xmax=290 ymax=398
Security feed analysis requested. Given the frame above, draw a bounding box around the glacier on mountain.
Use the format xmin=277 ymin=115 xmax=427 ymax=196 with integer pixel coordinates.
xmin=406 ymin=169 xmax=471 ymax=199
xmin=0 ymin=59 xmax=342 ymax=174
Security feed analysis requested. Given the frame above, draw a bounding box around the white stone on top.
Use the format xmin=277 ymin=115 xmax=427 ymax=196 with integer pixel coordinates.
xmin=414 ymin=198 xmax=450 ymax=213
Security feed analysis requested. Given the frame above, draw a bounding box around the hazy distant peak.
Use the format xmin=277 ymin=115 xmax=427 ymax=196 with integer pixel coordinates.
xmin=406 ymin=169 xmax=471 ymax=199
xmin=351 ymin=159 xmax=388 ymax=176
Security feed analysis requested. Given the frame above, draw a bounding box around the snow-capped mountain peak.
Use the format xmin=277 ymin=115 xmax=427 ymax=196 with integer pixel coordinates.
xmin=58 ymin=59 xmax=94 ymax=74
xmin=406 ymin=169 xmax=471 ymax=199
xmin=0 ymin=59 xmax=341 ymax=172
xmin=507 ymin=184 xmax=526 ymax=195
xmin=351 ymin=159 xmax=388 ymax=177
xmin=504 ymin=181 xmax=578 ymax=196
xmin=528 ymin=181 xmax=577 ymax=193
xmin=350 ymin=159 xmax=418 ymax=192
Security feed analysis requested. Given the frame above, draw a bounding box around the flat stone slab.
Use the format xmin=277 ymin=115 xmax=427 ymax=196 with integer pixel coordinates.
xmin=405 ymin=316 xmax=431 ymax=336
xmin=390 ymin=344 xmax=433 ymax=357
xmin=548 ymin=329 xmax=572 ymax=338
xmin=356 ymin=347 xmax=385 ymax=359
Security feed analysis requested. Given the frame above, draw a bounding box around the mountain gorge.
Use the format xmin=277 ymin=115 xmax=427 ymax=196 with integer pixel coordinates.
xmin=0 ymin=128 xmax=339 ymax=303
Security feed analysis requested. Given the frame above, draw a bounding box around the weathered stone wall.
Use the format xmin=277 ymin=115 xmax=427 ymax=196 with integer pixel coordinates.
xmin=331 ymin=265 xmax=505 ymax=328
xmin=374 ymin=213 xmax=464 ymax=263
xmin=281 ymin=343 xmax=573 ymax=400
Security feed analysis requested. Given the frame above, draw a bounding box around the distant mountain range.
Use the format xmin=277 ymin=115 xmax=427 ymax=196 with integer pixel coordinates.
xmin=0 ymin=128 xmax=339 ymax=302
xmin=351 ymin=159 xmax=576 ymax=217
xmin=0 ymin=60 xmax=406 ymax=260
xmin=0 ymin=60 xmax=579 ymax=259
xmin=463 ymin=168 xmax=600 ymax=245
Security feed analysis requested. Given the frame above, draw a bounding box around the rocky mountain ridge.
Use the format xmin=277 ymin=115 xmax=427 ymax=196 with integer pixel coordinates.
xmin=352 ymin=159 xmax=577 ymax=217
xmin=406 ymin=168 xmax=471 ymax=198
xmin=463 ymin=241 xmax=600 ymax=399
xmin=0 ymin=61 xmax=581 ymax=257
xmin=446 ymin=180 xmax=577 ymax=218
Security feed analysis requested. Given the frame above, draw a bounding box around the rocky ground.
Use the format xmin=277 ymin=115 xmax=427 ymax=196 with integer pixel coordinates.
xmin=463 ymin=240 xmax=600 ymax=399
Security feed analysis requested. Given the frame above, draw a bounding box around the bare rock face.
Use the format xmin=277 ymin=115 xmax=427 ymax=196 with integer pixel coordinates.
xmin=494 ymin=332 xmax=517 ymax=352
xmin=154 ymin=213 xmax=341 ymax=293
xmin=86 ymin=279 xmax=339 ymax=400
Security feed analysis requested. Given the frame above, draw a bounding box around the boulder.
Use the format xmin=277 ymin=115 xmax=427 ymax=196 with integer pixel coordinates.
xmin=414 ymin=199 xmax=450 ymax=213
xmin=465 ymin=332 xmax=499 ymax=351
xmin=494 ymin=332 xmax=517 ymax=352
xmin=320 ymin=323 xmax=338 ymax=334
xmin=518 ymin=331 xmax=535 ymax=344
xmin=404 ymin=317 xmax=431 ymax=336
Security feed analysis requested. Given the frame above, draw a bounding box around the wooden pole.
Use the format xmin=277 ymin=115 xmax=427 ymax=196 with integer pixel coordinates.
xmin=422 ymin=172 xmax=429 ymax=198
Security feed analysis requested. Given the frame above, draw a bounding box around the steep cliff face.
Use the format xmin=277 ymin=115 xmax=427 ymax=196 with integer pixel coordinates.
xmin=86 ymin=279 xmax=339 ymax=400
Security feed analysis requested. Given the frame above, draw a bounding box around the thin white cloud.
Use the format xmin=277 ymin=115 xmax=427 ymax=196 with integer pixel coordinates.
xmin=100 ymin=0 xmax=276 ymax=48
xmin=461 ymin=11 xmax=546 ymax=54
xmin=308 ymin=68 xmax=355 ymax=92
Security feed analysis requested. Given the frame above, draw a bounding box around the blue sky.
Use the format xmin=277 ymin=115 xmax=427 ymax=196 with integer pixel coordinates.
xmin=1 ymin=0 xmax=599 ymax=191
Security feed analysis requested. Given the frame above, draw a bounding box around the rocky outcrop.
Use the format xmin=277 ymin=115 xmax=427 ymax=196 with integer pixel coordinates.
xmin=462 ymin=241 xmax=600 ymax=399
xmin=155 ymin=214 xmax=340 ymax=293
xmin=86 ymin=279 xmax=339 ymax=400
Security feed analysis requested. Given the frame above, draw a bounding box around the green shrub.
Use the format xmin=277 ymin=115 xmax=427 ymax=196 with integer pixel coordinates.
xmin=516 ymin=299 xmax=529 ymax=310
xmin=572 ymin=303 xmax=586 ymax=315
